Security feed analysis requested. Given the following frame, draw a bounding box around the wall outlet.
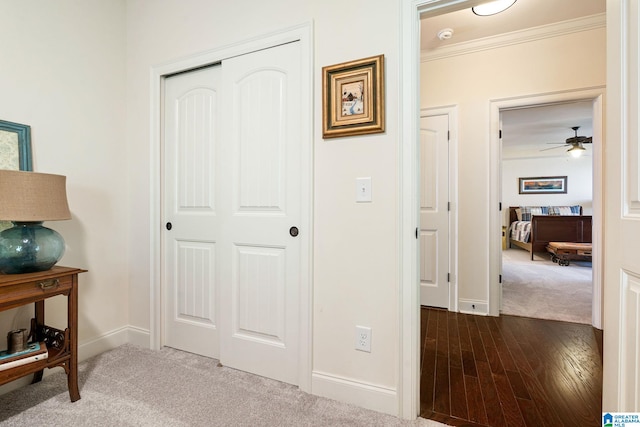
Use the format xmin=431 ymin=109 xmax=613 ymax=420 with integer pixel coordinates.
xmin=355 ymin=326 xmax=371 ymax=352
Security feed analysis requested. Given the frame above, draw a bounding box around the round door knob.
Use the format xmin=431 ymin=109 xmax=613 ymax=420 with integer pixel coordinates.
xmin=289 ymin=226 xmax=299 ymax=237
xmin=166 ymin=222 xmax=172 ymax=231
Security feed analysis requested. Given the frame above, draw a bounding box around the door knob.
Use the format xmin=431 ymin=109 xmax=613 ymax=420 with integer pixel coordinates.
xmin=166 ymin=222 xmax=172 ymax=231
xmin=289 ymin=226 xmax=299 ymax=237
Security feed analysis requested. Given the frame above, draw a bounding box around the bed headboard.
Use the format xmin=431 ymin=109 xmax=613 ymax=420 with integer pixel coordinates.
xmin=508 ymin=205 xmax=584 ymax=223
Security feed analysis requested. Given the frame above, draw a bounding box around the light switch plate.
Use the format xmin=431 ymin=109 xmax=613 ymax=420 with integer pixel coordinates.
xmin=356 ymin=177 xmax=372 ymax=202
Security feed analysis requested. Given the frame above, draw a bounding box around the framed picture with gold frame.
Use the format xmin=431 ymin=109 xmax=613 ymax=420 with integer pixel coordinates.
xmin=322 ymin=54 xmax=385 ymax=138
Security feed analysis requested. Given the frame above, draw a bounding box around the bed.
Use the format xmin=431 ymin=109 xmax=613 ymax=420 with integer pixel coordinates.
xmin=508 ymin=206 xmax=592 ymax=260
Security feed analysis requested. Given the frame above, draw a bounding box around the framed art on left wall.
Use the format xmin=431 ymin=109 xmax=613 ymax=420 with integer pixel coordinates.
xmin=0 ymin=119 xmax=32 ymax=172
xmin=0 ymin=119 xmax=32 ymax=232
xmin=322 ymin=54 xmax=385 ymax=139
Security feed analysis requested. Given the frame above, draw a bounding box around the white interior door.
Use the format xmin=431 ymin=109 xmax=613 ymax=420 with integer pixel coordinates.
xmin=218 ymin=41 xmax=302 ymax=385
xmin=163 ymin=65 xmax=222 ymax=358
xmin=420 ymin=114 xmax=450 ymax=308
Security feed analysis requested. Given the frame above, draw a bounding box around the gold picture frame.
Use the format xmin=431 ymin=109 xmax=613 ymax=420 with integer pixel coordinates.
xmin=322 ymin=54 xmax=385 ymax=138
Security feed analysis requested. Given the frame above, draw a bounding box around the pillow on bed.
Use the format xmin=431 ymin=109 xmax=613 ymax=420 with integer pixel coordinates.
xmin=519 ymin=206 xmax=549 ymax=221
xmin=548 ymin=205 xmax=581 ymax=215
xmin=515 ymin=208 xmax=522 ymax=221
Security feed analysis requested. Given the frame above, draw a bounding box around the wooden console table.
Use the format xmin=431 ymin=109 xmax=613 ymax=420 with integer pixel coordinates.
xmin=0 ymin=266 xmax=86 ymax=402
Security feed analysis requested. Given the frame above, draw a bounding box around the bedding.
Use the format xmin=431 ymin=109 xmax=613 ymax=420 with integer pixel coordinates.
xmin=510 ymin=221 xmax=531 ymax=243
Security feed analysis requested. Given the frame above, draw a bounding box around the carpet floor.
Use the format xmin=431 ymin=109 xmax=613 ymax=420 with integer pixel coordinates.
xmin=0 ymin=344 xmax=446 ymax=427
xmin=501 ymin=247 xmax=592 ymax=324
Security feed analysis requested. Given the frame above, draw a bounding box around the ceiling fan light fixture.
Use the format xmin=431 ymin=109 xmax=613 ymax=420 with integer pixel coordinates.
xmin=568 ymin=144 xmax=586 ymax=158
xmin=472 ymin=0 xmax=517 ymax=16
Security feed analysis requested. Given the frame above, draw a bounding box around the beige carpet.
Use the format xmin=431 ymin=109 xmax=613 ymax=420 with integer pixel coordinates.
xmin=0 ymin=344 xmax=446 ymax=427
xmin=501 ymin=247 xmax=592 ymax=324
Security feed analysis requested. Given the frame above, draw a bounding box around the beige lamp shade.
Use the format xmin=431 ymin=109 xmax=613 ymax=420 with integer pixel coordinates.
xmin=0 ymin=170 xmax=71 ymax=221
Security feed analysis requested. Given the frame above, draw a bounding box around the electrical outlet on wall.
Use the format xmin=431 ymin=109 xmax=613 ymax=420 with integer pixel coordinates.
xmin=355 ymin=325 xmax=371 ymax=352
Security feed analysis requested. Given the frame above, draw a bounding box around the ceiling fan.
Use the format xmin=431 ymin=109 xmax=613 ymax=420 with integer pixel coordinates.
xmin=541 ymin=126 xmax=592 ymax=157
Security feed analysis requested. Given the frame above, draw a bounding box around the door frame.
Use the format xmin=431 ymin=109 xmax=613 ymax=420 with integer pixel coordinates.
xmin=400 ymin=0 xmax=483 ymax=417
xmin=489 ymin=88 xmax=605 ymax=328
xmin=420 ymin=106 xmax=459 ymax=311
xmin=148 ymin=22 xmax=313 ymax=392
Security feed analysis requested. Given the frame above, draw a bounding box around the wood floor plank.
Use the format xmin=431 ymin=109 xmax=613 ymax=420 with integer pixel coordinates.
xmin=461 ymin=350 xmax=478 ymax=378
xmin=457 ymin=312 xmax=473 ymax=353
xmin=493 ymin=372 xmax=526 ymax=427
xmin=433 ymin=310 xmax=451 ymax=415
xmin=450 ymin=366 xmax=469 ymax=420
xmin=448 ymin=311 xmax=463 ymax=369
xmin=519 ymin=369 xmax=563 ymax=426
xmin=486 ymin=317 xmax=519 ymax=372
xmin=466 ymin=315 xmax=488 ymax=363
xmin=516 ymin=397 xmax=544 ymax=427
xmin=479 ymin=333 xmax=505 ymax=375
xmin=506 ymin=370 xmax=531 ymax=400
xmin=421 ymin=309 xmax=438 ymax=411
xmin=476 ymin=360 xmax=507 ymax=427
xmin=464 ymin=374 xmax=488 ymax=426
xmin=496 ymin=317 xmax=534 ymax=375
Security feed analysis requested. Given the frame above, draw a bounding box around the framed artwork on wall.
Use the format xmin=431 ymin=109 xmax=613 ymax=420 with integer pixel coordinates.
xmin=0 ymin=119 xmax=32 ymax=232
xmin=0 ymin=119 xmax=32 ymax=172
xmin=518 ymin=176 xmax=567 ymax=194
xmin=322 ymin=54 xmax=385 ymax=138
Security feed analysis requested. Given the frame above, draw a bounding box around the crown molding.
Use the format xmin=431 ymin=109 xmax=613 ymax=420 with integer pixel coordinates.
xmin=421 ymin=13 xmax=606 ymax=62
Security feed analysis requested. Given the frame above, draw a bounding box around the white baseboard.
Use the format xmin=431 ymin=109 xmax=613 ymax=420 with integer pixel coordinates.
xmin=311 ymin=371 xmax=397 ymax=416
xmin=127 ymin=325 xmax=151 ymax=348
xmin=458 ymin=299 xmax=489 ymax=315
xmin=78 ymin=325 xmax=150 ymax=362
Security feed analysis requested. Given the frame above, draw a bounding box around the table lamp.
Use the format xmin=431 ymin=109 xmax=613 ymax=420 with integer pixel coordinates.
xmin=0 ymin=170 xmax=71 ymax=274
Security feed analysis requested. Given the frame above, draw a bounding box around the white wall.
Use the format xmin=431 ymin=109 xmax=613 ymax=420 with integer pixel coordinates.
xmin=125 ymin=0 xmax=401 ymax=413
xmin=421 ymin=25 xmax=606 ymax=304
xmin=502 ymin=154 xmax=594 ymax=224
xmin=0 ymin=0 xmax=128 ymax=384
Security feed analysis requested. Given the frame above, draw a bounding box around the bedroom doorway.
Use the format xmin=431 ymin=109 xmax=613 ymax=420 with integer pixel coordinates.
xmin=493 ymin=93 xmax=604 ymax=327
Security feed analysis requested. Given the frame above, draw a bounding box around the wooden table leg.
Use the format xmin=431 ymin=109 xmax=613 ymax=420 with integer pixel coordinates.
xmin=67 ymin=276 xmax=80 ymax=401
xmin=31 ymin=300 xmax=45 ymax=384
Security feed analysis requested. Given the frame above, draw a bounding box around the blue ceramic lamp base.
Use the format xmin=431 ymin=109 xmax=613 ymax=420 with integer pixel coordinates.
xmin=0 ymin=221 xmax=65 ymax=274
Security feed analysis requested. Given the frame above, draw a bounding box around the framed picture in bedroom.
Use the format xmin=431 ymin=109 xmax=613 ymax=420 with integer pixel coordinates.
xmin=518 ymin=176 xmax=567 ymax=194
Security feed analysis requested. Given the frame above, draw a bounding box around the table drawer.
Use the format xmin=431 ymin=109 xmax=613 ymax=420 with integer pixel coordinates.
xmin=0 ymin=275 xmax=72 ymax=308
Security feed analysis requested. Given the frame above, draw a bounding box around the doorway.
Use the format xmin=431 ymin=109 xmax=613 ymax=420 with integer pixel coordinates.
xmin=499 ymin=101 xmax=596 ymax=324
xmin=489 ymin=91 xmax=604 ymax=327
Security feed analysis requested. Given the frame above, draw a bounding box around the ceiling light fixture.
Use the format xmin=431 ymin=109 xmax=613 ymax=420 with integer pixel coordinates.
xmin=568 ymin=144 xmax=586 ymax=158
xmin=472 ymin=0 xmax=517 ymax=16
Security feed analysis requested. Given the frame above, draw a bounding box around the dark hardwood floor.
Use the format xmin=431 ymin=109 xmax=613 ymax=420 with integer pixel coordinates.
xmin=420 ymin=307 xmax=603 ymax=427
